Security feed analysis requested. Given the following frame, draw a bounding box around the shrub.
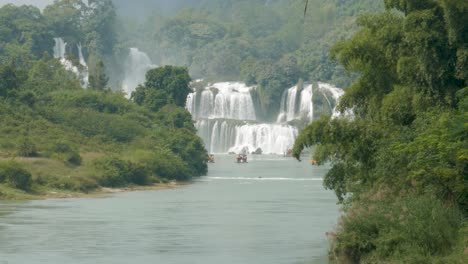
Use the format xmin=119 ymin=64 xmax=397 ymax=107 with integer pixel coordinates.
xmin=93 ymin=156 xmax=152 ymax=187
xmin=0 ymin=160 xmax=32 ymax=191
xmin=130 ymin=148 xmax=192 ymax=181
xmin=16 ymin=137 xmax=38 ymax=157
xmin=48 ymin=140 xmax=82 ymax=165
xmin=58 ymin=176 xmax=98 ymax=193
xmin=332 ymin=195 xmax=462 ymax=263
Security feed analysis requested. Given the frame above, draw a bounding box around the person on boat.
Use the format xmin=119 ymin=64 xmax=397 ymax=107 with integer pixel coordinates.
xmin=208 ymin=154 xmax=215 ymax=163
xmin=236 ymin=154 xmax=242 ymax=163
xmin=236 ymin=153 xmax=248 ymax=163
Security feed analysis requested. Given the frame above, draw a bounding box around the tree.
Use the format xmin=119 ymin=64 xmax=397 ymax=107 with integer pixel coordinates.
xmin=131 ymin=66 xmax=191 ymax=112
xmin=0 ymin=62 xmax=20 ymax=97
xmin=0 ymin=160 xmax=32 ymax=191
xmin=294 ymin=1 xmax=467 ymax=261
xmin=43 ymin=0 xmax=84 ymax=43
xmin=88 ymin=60 xmax=109 ymax=91
xmin=0 ymin=4 xmax=53 ymax=61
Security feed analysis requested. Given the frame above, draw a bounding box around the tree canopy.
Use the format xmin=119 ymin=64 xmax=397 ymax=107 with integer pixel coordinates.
xmin=132 ymin=66 xmax=191 ymax=112
xmin=294 ymin=0 xmax=467 ymax=262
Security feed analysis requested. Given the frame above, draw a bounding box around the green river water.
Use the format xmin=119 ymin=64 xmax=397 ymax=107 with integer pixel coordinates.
xmin=0 ymin=155 xmax=339 ymax=264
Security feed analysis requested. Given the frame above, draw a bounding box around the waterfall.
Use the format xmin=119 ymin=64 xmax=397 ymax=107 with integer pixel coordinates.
xmin=188 ymin=82 xmax=296 ymax=154
xmin=277 ymin=87 xmax=298 ymax=122
xmin=299 ymin=85 xmax=313 ymax=121
xmin=53 ymin=37 xmax=66 ymax=59
xmin=187 ymin=81 xmax=344 ymax=154
xmin=122 ymin=48 xmax=157 ymax=98
xmin=77 ymin=43 xmax=89 ymax=88
xmin=53 ymin=38 xmax=88 ymax=88
xmin=229 ymin=124 xmax=298 ymax=154
xmin=187 ymin=82 xmax=256 ymax=121
xmin=277 ymin=84 xmax=315 ymax=122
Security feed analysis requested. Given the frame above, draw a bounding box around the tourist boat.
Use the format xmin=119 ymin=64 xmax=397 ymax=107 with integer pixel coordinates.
xmin=236 ymin=154 xmax=248 ymax=163
xmin=207 ymin=154 xmax=215 ymax=163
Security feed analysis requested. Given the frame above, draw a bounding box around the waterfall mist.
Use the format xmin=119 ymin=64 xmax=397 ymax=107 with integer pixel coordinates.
xmin=121 ymin=48 xmax=157 ymax=98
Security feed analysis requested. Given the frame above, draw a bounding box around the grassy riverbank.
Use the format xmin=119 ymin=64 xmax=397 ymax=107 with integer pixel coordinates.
xmin=0 ymin=153 xmax=191 ymax=201
xmin=0 ymin=4 xmax=209 ymax=200
xmin=0 ymin=58 xmax=208 ymax=200
xmin=0 ymin=181 xmax=187 ymax=201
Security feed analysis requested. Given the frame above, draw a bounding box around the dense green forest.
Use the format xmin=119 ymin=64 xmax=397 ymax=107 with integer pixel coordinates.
xmin=0 ymin=1 xmax=207 ymax=199
xmin=118 ymin=0 xmax=384 ymax=119
xmin=294 ymin=0 xmax=467 ymax=262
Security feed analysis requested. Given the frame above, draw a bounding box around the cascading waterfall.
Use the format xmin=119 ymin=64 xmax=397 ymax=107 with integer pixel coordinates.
xmin=187 ymin=81 xmax=344 ymax=154
xmin=187 ymin=82 xmax=257 ymax=121
xmin=53 ymin=38 xmax=67 ymax=59
xmin=277 ymin=84 xmax=314 ymax=122
xmin=53 ymin=38 xmax=89 ymax=88
xmin=229 ymin=124 xmax=298 ymax=154
xmin=299 ymin=85 xmax=314 ymax=121
xmin=77 ymin=43 xmax=89 ymax=88
xmin=276 ymin=87 xmax=298 ymax=122
xmin=188 ymin=82 xmax=300 ymax=154
xmin=122 ymin=48 xmax=157 ymax=98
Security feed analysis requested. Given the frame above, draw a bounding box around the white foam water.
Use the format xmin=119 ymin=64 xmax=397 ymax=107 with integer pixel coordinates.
xmin=204 ymin=177 xmax=323 ymax=181
xmin=53 ymin=38 xmax=89 ymax=88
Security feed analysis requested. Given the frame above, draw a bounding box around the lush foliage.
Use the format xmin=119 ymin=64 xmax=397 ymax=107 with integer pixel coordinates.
xmin=294 ymin=0 xmax=467 ymax=262
xmin=132 ymin=66 xmax=191 ymax=111
xmin=0 ymin=2 xmax=208 ymax=198
xmin=119 ymin=0 xmax=384 ymax=119
xmin=0 ymin=160 xmax=32 ymax=191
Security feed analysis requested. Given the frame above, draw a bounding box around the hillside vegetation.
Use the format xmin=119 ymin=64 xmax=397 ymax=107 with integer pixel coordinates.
xmin=0 ymin=2 xmax=207 ymax=199
xmin=119 ymin=0 xmax=384 ymax=120
xmin=294 ymin=0 xmax=468 ymax=262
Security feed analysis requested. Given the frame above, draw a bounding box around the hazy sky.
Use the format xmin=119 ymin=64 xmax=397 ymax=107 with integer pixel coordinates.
xmin=0 ymin=0 xmax=53 ymax=10
xmin=0 ymin=0 xmax=200 ymax=17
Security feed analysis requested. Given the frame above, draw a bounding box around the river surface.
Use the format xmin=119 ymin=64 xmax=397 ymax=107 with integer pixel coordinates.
xmin=0 ymin=155 xmax=339 ymax=264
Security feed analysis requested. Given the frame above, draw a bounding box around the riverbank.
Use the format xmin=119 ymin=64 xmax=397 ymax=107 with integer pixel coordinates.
xmin=0 ymin=150 xmax=199 ymax=201
xmin=0 ymin=181 xmax=189 ymax=201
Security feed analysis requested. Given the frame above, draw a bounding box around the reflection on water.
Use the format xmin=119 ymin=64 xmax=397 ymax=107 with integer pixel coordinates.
xmin=0 ymin=155 xmax=339 ymax=264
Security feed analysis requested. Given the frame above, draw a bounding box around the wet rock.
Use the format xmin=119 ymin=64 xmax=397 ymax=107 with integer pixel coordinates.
xmin=252 ymin=148 xmax=263 ymax=155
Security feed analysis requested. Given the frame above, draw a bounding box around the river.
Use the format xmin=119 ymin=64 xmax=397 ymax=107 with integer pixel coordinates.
xmin=0 ymin=155 xmax=339 ymax=264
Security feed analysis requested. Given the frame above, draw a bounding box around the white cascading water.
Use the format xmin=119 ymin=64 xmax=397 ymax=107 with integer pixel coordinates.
xmin=229 ymin=124 xmax=298 ymax=154
xmin=53 ymin=38 xmax=89 ymax=88
xmin=187 ymin=81 xmax=344 ymax=154
xmin=188 ymin=82 xmax=298 ymax=154
xmin=77 ymin=43 xmax=89 ymax=88
xmin=277 ymin=86 xmax=298 ymax=122
xmin=299 ymin=85 xmax=314 ymax=121
xmin=122 ymin=48 xmax=157 ymax=98
xmin=53 ymin=38 xmax=67 ymax=59
xmin=187 ymin=82 xmax=256 ymax=121
xmin=277 ymin=84 xmax=315 ymax=122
